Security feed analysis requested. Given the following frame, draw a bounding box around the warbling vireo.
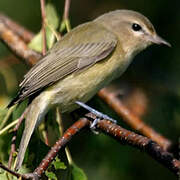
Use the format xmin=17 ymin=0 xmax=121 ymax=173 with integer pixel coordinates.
xmin=7 ymin=10 xmax=170 ymax=170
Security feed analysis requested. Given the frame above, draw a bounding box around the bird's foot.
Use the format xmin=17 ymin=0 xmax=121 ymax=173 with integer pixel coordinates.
xmin=75 ymin=101 xmax=117 ymax=131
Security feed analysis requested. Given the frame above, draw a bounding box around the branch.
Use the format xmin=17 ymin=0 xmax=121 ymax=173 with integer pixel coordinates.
xmin=0 ymin=17 xmax=41 ymax=65
xmin=98 ymin=88 xmax=172 ymax=151
xmin=63 ymin=0 xmax=71 ymax=20
xmin=0 ymin=162 xmax=23 ymax=179
xmin=29 ymin=113 xmax=179 ymax=178
xmin=33 ymin=117 xmax=90 ymax=177
xmin=0 ymin=113 xmax=179 ymax=179
xmin=0 ymin=13 xmax=34 ymax=43
xmin=63 ymin=0 xmax=71 ymax=32
xmin=40 ymin=0 xmax=47 ymax=55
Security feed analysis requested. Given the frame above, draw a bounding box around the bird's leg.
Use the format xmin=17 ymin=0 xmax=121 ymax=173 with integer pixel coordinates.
xmin=75 ymin=101 xmax=117 ymax=129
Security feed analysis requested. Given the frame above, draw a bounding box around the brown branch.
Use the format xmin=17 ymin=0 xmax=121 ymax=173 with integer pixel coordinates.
xmin=0 ymin=162 xmax=22 ymax=179
xmin=0 ymin=162 xmax=38 ymax=180
xmin=30 ymin=113 xmax=179 ymax=178
xmin=63 ymin=0 xmax=71 ymax=20
xmin=97 ymin=119 xmax=180 ymax=175
xmin=0 ymin=19 xmax=41 ymax=65
xmin=98 ymin=88 xmax=172 ymax=151
xmin=0 ymin=55 xmax=20 ymax=68
xmin=33 ymin=117 xmax=90 ymax=177
xmin=62 ymin=0 xmax=71 ymax=32
xmin=40 ymin=0 xmax=47 ymax=55
xmin=0 ymin=13 xmax=34 ymax=43
xmin=0 ymin=114 xmax=179 ymax=179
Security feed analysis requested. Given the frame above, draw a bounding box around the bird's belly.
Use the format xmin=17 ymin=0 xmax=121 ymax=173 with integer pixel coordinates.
xmin=47 ymin=65 xmax=114 ymax=113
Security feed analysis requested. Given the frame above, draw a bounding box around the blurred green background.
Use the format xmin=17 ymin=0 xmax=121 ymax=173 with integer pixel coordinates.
xmin=0 ymin=0 xmax=180 ymax=179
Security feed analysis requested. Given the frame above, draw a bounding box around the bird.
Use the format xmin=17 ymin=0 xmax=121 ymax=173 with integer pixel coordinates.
xmin=7 ymin=9 xmax=170 ymax=170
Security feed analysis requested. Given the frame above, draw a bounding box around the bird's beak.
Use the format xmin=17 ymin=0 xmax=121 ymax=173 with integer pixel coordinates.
xmin=148 ymin=34 xmax=171 ymax=47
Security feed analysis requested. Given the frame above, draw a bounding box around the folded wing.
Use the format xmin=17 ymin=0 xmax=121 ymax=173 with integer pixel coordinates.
xmin=8 ymin=22 xmax=117 ymax=107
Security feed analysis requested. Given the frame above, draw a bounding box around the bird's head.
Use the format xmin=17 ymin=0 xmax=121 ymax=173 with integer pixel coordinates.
xmin=95 ymin=10 xmax=171 ymax=57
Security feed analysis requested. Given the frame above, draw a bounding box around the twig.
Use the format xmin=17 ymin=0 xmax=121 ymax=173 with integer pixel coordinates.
xmin=98 ymin=88 xmax=172 ymax=151
xmin=63 ymin=0 xmax=71 ymax=32
xmin=0 ymin=113 xmax=179 ymax=178
xmin=8 ymin=108 xmax=28 ymax=169
xmin=0 ymin=55 xmax=21 ymax=68
xmin=33 ymin=117 xmax=90 ymax=177
xmin=0 ymin=162 xmax=22 ymax=179
xmin=31 ymin=113 xmax=180 ymax=178
xmin=0 ymin=13 xmax=34 ymax=43
xmin=42 ymin=116 xmax=50 ymax=146
xmin=40 ymin=0 xmax=47 ymax=55
xmin=97 ymin=119 xmax=180 ymax=175
xmin=0 ymin=19 xmax=41 ymax=65
xmin=63 ymin=0 xmax=71 ymax=20
xmin=86 ymin=113 xmax=180 ymax=175
xmin=0 ymin=162 xmax=39 ymax=180
xmin=56 ymin=107 xmax=73 ymax=164
xmin=0 ymin=119 xmax=18 ymax=136
xmin=0 ymin=106 xmax=16 ymax=130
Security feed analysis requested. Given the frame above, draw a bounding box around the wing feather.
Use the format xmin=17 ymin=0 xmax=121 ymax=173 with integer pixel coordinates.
xmin=9 ymin=22 xmax=117 ymax=106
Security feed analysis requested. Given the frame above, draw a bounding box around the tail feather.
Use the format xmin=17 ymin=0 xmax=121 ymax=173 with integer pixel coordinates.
xmin=15 ymin=95 xmax=49 ymax=171
xmin=7 ymin=89 xmax=25 ymax=108
xmin=7 ymin=95 xmax=21 ymax=108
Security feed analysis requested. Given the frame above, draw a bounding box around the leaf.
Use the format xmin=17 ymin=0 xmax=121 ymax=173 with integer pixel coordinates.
xmin=28 ymin=3 xmax=60 ymax=52
xmin=53 ymin=161 xmax=67 ymax=170
xmin=0 ymin=108 xmax=8 ymax=124
xmin=45 ymin=171 xmax=57 ymax=180
xmin=46 ymin=2 xmax=59 ymax=29
xmin=0 ymin=172 xmax=8 ymax=180
xmin=71 ymin=162 xmax=88 ymax=180
xmin=12 ymin=100 xmax=27 ymax=120
xmin=60 ymin=21 xmax=66 ymax=32
xmin=52 ymin=158 xmax=67 ymax=170
xmin=28 ymin=30 xmax=43 ymax=53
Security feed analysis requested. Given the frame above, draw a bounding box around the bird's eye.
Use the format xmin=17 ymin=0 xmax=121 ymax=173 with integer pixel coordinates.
xmin=132 ymin=23 xmax=142 ymax=31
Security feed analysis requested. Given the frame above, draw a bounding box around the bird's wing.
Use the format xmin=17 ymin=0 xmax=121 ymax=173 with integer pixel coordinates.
xmin=9 ymin=22 xmax=117 ymax=106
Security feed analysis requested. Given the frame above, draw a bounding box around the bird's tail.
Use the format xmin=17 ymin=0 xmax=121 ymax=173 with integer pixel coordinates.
xmin=15 ymin=95 xmax=50 ymax=171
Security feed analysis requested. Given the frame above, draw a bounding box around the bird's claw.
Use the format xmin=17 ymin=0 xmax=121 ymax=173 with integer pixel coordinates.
xmin=75 ymin=101 xmax=117 ymax=132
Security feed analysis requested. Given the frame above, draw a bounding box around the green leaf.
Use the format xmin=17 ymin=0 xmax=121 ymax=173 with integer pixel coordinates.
xmin=0 ymin=172 xmax=8 ymax=180
xmin=45 ymin=171 xmax=57 ymax=180
xmin=60 ymin=21 xmax=66 ymax=32
xmin=53 ymin=161 xmax=67 ymax=170
xmin=0 ymin=108 xmax=8 ymax=124
xmin=46 ymin=3 xmax=59 ymax=29
xmin=71 ymin=162 xmax=88 ymax=180
xmin=12 ymin=100 xmax=27 ymax=120
xmin=52 ymin=157 xmax=67 ymax=170
xmin=28 ymin=2 xmax=60 ymax=52
xmin=28 ymin=30 xmax=44 ymax=53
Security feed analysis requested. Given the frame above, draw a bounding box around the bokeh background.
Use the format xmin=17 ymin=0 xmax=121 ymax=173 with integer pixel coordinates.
xmin=0 ymin=0 xmax=180 ymax=179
